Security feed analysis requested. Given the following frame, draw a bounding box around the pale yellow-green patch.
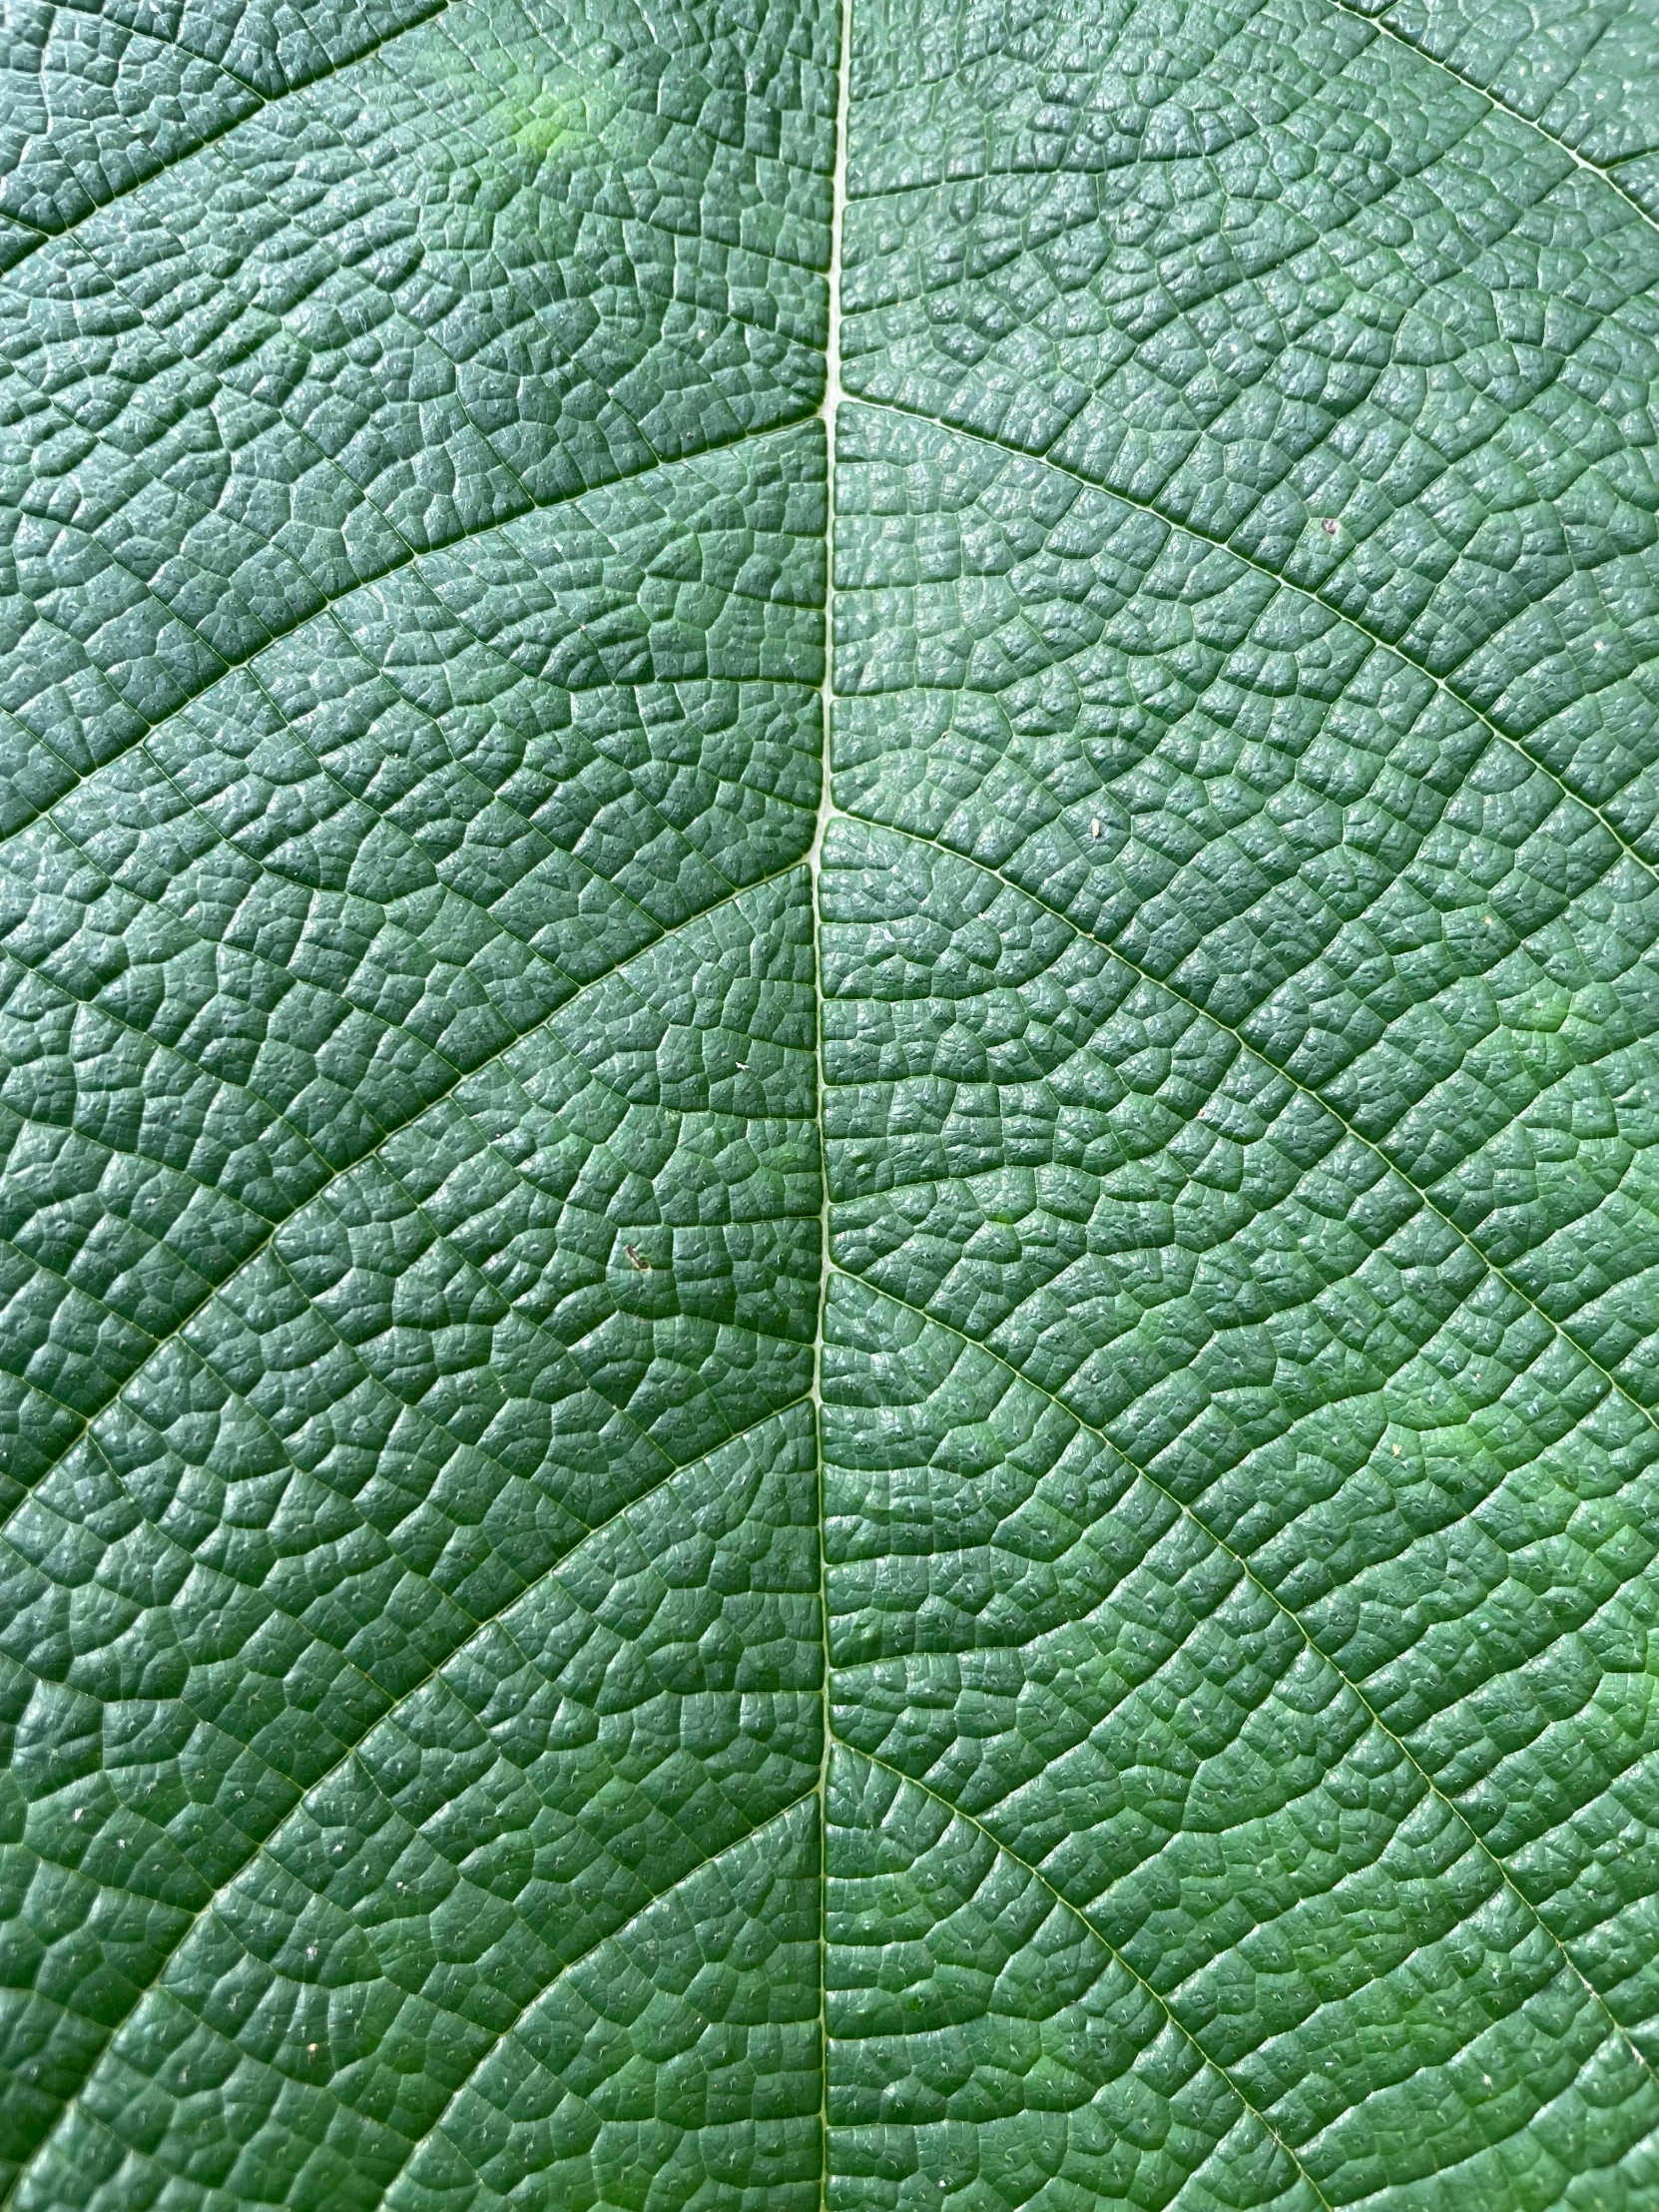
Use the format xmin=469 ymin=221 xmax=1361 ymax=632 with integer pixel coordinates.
xmin=404 ymin=22 xmax=614 ymax=170
xmin=511 ymin=88 xmax=589 ymax=162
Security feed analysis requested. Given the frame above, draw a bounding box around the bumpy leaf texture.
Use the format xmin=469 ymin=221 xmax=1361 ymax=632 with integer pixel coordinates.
xmin=4 ymin=0 xmax=1659 ymax=2203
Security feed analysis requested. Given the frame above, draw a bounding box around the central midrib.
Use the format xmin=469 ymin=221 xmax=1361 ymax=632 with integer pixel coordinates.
xmin=811 ymin=0 xmax=851 ymax=2199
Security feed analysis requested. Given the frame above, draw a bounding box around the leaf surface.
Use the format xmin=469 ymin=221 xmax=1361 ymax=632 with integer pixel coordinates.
xmin=4 ymin=0 xmax=1659 ymax=2206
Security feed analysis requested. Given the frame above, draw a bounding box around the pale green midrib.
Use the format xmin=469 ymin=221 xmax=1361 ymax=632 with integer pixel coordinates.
xmin=826 ymin=1260 xmax=1659 ymax=2113
xmin=0 ymin=0 xmax=453 ymax=260
xmin=812 ymin=4 xmax=851 ymax=2203
xmin=846 ymin=393 xmax=1659 ymax=899
xmin=35 ymin=3 xmax=1659 ymax=2199
xmin=851 ymin=807 xmax=1659 ymax=1458
xmin=0 ymin=853 xmax=815 ymax=1509
xmin=831 ymin=1736 xmax=1339 ymax=2210
xmin=6 ymin=1661 xmax=819 ymax=2209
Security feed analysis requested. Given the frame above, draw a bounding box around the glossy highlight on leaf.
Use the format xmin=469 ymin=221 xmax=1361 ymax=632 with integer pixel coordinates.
xmin=3 ymin=0 xmax=1659 ymax=2206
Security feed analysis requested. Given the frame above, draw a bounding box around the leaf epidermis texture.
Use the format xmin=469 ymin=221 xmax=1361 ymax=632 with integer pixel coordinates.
xmin=6 ymin=0 xmax=1659 ymax=2207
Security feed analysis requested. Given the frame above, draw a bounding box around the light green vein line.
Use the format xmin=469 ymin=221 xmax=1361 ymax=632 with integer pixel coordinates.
xmin=846 ymin=809 xmax=1659 ymax=1454
xmin=813 ymin=0 xmax=853 ymax=2198
xmin=0 ymin=414 xmax=816 ymax=856
xmin=368 ymin=1793 xmax=822 ymax=2210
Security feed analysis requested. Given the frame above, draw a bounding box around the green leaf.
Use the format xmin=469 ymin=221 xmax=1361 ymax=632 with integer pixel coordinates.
xmin=3 ymin=0 xmax=1659 ymax=2205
